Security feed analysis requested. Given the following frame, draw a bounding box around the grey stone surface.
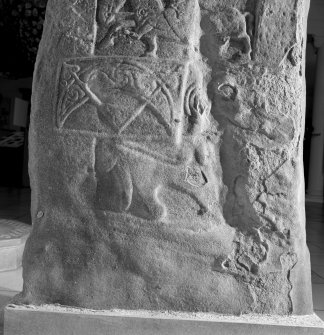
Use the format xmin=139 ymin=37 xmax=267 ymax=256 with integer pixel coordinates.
xmin=14 ymin=0 xmax=312 ymax=316
xmin=4 ymin=305 xmax=324 ymax=335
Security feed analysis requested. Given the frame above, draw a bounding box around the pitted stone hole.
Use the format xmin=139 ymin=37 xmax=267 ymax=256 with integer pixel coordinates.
xmin=201 ymin=171 xmax=208 ymax=184
xmin=231 ymin=52 xmax=242 ymax=62
xmin=197 ymin=206 xmax=208 ymax=216
xmin=37 ymin=211 xmax=44 ymax=219
xmin=283 ymin=229 xmax=291 ymax=239
xmin=250 ymin=263 xmax=259 ymax=275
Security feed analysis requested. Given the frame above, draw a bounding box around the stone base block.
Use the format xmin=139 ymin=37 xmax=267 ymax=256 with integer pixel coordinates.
xmin=0 ymin=220 xmax=31 ymax=272
xmin=4 ymin=305 xmax=324 ymax=335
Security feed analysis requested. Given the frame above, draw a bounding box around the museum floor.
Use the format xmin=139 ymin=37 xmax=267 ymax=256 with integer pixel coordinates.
xmin=0 ymin=188 xmax=323 ymax=334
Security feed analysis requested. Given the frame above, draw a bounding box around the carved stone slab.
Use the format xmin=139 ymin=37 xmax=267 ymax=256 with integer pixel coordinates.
xmin=13 ymin=0 xmax=313 ymax=319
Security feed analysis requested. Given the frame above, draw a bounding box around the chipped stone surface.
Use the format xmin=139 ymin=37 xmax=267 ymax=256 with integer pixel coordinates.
xmin=16 ymin=0 xmax=312 ymax=316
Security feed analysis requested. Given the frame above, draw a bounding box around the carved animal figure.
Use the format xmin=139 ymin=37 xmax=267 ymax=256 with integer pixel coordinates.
xmin=96 ymin=0 xmax=166 ymax=56
xmin=96 ymin=0 xmax=189 ymax=57
xmin=129 ymin=0 xmax=165 ymax=56
xmin=96 ymin=0 xmax=134 ymax=49
xmin=216 ymin=7 xmax=253 ymax=58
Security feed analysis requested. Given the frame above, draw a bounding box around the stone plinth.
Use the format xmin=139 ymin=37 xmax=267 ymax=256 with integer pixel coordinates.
xmin=0 ymin=220 xmax=31 ymax=272
xmin=4 ymin=305 xmax=324 ymax=335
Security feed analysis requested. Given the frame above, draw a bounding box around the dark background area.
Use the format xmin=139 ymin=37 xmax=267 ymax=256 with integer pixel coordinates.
xmin=0 ymin=1 xmax=47 ymax=188
xmin=0 ymin=0 xmax=46 ymax=78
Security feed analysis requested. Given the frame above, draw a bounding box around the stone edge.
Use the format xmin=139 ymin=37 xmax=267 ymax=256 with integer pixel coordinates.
xmin=4 ymin=304 xmax=324 ymax=335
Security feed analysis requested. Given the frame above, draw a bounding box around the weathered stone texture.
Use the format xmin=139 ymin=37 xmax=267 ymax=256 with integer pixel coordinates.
xmin=16 ymin=0 xmax=312 ymax=316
